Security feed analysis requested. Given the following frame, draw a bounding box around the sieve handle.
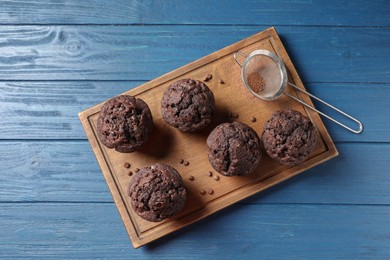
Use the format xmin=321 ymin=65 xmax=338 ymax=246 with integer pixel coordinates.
xmin=285 ymin=82 xmax=363 ymax=134
xmin=233 ymin=51 xmax=247 ymax=68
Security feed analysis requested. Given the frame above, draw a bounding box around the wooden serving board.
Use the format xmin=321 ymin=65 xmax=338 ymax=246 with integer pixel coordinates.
xmin=79 ymin=27 xmax=338 ymax=248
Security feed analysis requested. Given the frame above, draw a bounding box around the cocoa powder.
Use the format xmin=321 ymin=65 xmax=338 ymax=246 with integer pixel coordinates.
xmin=247 ymin=72 xmax=265 ymax=93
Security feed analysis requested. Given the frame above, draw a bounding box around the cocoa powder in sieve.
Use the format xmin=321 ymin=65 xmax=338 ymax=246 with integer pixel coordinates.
xmin=247 ymin=72 xmax=265 ymax=93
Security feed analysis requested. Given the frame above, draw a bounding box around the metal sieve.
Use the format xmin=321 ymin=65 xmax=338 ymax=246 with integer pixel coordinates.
xmin=234 ymin=50 xmax=363 ymax=134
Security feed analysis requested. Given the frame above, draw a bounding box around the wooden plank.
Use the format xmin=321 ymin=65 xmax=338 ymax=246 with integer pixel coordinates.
xmin=1 ymin=203 xmax=389 ymax=258
xmin=0 ymin=26 xmax=388 ymax=82
xmin=78 ymin=27 xmax=338 ymax=247
xmin=0 ymin=81 xmax=133 ymax=140
xmin=0 ymin=0 xmax=389 ymax=26
xmin=0 ymin=142 xmax=388 ymax=205
xmin=0 ymin=141 xmax=112 ymax=202
xmin=0 ymin=81 xmax=387 ymax=142
xmin=247 ymin=143 xmax=390 ymax=205
xmin=307 ymin=83 xmax=388 ymax=142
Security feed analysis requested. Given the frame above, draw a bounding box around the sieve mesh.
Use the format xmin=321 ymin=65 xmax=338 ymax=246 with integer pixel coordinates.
xmin=243 ymin=54 xmax=282 ymax=100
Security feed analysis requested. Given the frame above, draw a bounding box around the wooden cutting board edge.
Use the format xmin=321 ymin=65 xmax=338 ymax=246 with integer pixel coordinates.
xmin=78 ymin=27 xmax=339 ymax=248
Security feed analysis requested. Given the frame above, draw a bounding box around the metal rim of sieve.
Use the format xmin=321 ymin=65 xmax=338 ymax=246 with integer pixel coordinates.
xmin=235 ymin=50 xmax=288 ymax=101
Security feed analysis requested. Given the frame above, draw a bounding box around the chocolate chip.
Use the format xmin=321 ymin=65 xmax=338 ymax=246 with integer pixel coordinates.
xmin=200 ymin=190 xmax=206 ymax=195
xmin=208 ymin=171 xmax=213 ymax=177
xmin=134 ymin=168 xmax=139 ymax=173
xmin=231 ymin=112 xmax=239 ymax=118
xmin=128 ymin=171 xmax=133 ymax=176
xmin=183 ymin=161 xmax=190 ymax=166
xmin=250 ymin=117 xmax=257 ymax=122
xmin=151 ymin=165 xmax=157 ymax=172
xmin=204 ymin=73 xmax=212 ymax=81
xmin=124 ymin=162 xmax=130 ymax=168
xmin=207 ymin=188 xmax=214 ymax=195
xmin=218 ymin=79 xmax=224 ymax=84
xmin=188 ymin=175 xmax=195 ymax=181
xmin=213 ymin=175 xmax=220 ymax=181
xmin=179 ymin=159 xmax=184 ymax=164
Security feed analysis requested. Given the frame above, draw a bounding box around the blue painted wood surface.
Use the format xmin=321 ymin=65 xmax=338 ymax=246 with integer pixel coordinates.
xmin=0 ymin=1 xmax=389 ymax=259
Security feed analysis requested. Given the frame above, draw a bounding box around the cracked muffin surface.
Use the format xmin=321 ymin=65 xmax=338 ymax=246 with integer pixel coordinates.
xmin=207 ymin=122 xmax=262 ymax=176
xmin=262 ymin=109 xmax=317 ymax=166
xmin=97 ymin=95 xmax=153 ymax=153
xmin=127 ymin=163 xmax=186 ymax=222
xmin=161 ymin=78 xmax=215 ymax=132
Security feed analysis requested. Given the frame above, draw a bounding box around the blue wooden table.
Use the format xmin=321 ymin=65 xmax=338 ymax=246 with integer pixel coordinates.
xmin=1 ymin=1 xmax=389 ymax=258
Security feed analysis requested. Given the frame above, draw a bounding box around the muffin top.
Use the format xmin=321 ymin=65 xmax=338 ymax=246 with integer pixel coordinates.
xmin=127 ymin=163 xmax=186 ymax=222
xmin=161 ymin=78 xmax=215 ymax=132
xmin=262 ymin=109 xmax=317 ymax=166
xmin=207 ymin=122 xmax=262 ymax=176
xmin=97 ymin=95 xmax=153 ymax=153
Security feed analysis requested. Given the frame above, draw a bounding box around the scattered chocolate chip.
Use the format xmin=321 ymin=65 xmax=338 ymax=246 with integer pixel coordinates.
xmin=213 ymin=175 xmax=220 ymax=181
xmin=250 ymin=117 xmax=257 ymax=122
xmin=207 ymin=188 xmax=214 ymax=195
xmin=208 ymin=171 xmax=213 ymax=177
xmin=231 ymin=112 xmax=239 ymax=118
xmin=128 ymin=171 xmax=133 ymax=176
xmin=179 ymin=159 xmax=184 ymax=164
xmin=188 ymin=175 xmax=195 ymax=181
xmin=200 ymin=190 xmax=206 ymax=195
xmin=218 ymin=79 xmax=224 ymax=84
xmin=124 ymin=162 xmax=130 ymax=168
xmin=204 ymin=73 xmax=212 ymax=81
xmin=134 ymin=168 xmax=139 ymax=173
xmin=184 ymin=161 xmax=190 ymax=166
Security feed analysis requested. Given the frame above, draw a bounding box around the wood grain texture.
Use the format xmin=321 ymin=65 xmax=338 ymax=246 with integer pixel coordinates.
xmin=0 ymin=0 xmax=389 ymax=257
xmin=0 ymin=0 xmax=389 ymax=26
xmin=1 ymin=203 xmax=389 ymax=259
xmin=0 ymin=26 xmax=388 ymax=82
xmin=78 ymin=27 xmax=338 ymax=247
xmin=0 ymin=81 xmax=387 ymax=142
xmin=0 ymin=142 xmax=388 ymax=205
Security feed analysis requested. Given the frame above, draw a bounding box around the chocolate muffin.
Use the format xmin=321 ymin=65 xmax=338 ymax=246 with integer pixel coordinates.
xmin=127 ymin=163 xmax=186 ymax=222
xmin=97 ymin=95 xmax=153 ymax=153
xmin=262 ymin=109 xmax=317 ymax=166
xmin=161 ymin=78 xmax=215 ymax=132
xmin=207 ymin=122 xmax=262 ymax=176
